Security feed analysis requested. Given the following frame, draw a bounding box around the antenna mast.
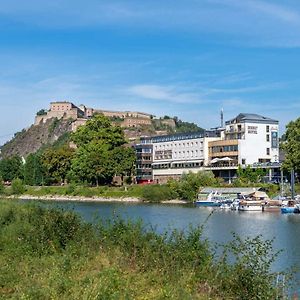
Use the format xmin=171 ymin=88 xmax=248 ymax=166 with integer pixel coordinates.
xmin=221 ymin=108 xmax=224 ymax=127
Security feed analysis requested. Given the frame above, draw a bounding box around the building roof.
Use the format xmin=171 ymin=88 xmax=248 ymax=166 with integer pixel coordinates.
xmin=199 ymin=187 xmax=261 ymax=194
xmin=225 ymin=113 xmax=278 ymax=125
xmin=140 ymin=129 xmax=220 ymax=144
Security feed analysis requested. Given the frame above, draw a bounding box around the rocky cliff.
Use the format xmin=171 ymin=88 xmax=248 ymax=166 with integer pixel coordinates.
xmin=0 ymin=118 xmax=73 ymax=159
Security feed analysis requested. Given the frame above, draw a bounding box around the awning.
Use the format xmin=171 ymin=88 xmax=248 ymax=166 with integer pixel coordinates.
xmin=210 ymin=158 xmax=220 ymax=164
xmin=218 ymin=157 xmax=233 ymax=162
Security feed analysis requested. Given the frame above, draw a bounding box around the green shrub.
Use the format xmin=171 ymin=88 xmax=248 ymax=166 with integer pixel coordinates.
xmin=11 ymin=178 xmax=25 ymax=195
xmin=0 ymin=178 xmax=4 ymax=194
xmin=141 ymin=184 xmax=175 ymax=202
xmin=65 ymin=183 xmax=76 ymax=195
xmin=167 ymin=171 xmax=219 ymax=202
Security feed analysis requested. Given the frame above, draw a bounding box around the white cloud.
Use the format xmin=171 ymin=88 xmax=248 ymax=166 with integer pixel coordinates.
xmin=127 ymin=84 xmax=206 ymax=104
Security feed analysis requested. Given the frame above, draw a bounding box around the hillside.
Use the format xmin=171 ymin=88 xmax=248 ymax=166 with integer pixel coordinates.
xmin=0 ymin=118 xmax=73 ymax=159
xmin=0 ymin=115 xmax=204 ymax=159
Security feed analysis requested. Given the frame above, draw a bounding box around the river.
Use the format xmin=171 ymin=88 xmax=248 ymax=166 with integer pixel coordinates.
xmin=33 ymin=200 xmax=300 ymax=293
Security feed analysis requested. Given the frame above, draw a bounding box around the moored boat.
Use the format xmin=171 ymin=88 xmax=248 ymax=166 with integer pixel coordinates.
xmin=281 ymin=200 xmax=298 ymax=214
xmin=196 ymin=191 xmax=227 ymax=207
xmin=220 ymin=200 xmax=233 ymax=209
xmin=238 ymin=191 xmax=269 ymax=212
xmin=238 ymin=200 xmax=263 ymax=211
xmin=262 ymin=199 xmax=282 ymax=212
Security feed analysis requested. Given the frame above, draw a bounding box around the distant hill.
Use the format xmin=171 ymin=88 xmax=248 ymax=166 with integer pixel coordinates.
xmin=0 ymin=114 xmax=204 ymax=158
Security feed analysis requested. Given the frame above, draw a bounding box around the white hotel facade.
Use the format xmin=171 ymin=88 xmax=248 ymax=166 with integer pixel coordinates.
xmin=135 ymin=113 xmax=280 ymax=183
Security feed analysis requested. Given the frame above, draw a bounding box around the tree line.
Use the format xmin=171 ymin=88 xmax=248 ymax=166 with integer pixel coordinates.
xmin=0 ymin=115 xmax=136 ymax=186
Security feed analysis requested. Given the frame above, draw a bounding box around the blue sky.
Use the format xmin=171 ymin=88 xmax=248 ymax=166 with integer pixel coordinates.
xmin=0 ymin=0 xmax=300 ymax=145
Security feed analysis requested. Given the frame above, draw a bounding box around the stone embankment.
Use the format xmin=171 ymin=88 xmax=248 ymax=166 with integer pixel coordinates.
xmin=11 ymin=195 xmax=188 ymax=204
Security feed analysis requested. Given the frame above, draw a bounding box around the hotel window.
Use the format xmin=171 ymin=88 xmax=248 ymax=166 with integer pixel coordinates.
xmin=266 ymin=148 xmax=270 ymax=155
xmin=266 ymin=125 xmax=270 ymax=133
xmin=266 ymin=134 xmax=270 ymax=142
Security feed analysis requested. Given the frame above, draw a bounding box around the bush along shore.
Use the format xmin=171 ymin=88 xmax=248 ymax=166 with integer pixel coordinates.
xmin=0 ymin=200 xmax=291 ymax=299
xmin=0 ymin=171 xmax=288 ymax=203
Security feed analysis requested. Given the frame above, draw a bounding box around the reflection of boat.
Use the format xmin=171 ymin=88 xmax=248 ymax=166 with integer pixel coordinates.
xmin=196 ymin=191 xmax=228 ymax=207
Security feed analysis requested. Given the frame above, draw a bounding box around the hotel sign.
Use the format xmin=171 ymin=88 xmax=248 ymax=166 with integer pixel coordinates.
xmin=247 ymin=126 xmax=258 ymax=134
xmin=271 ymin=131 xmax=278 ymax=148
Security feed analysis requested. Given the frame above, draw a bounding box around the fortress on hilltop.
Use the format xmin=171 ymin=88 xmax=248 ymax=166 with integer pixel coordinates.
xmin=35 ymin=101 xmax=153 ymax=131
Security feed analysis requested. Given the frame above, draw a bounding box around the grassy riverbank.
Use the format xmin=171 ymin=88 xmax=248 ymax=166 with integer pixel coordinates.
xmin=1 ymin=176 xmax=288 ymax=203
xmin=0 ymin=200 xmax=289 ymax=299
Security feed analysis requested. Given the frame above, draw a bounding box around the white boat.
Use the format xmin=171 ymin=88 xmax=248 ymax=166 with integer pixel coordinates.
xmin=230 ymin=199 xmax=240 ymax=210
xmin=196 ymin=191 xmax=229 ymax=207
xmin=237 ymin=191 xmax=269 ymax=212
xmin=238 ymin=201 xmax=263 ymax=211
xmin=220 ymin=199 xmax=234 ymax=209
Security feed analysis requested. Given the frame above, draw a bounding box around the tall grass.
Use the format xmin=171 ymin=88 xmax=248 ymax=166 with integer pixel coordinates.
xmin=0 ymin=200 xmax=289 ymax=299
xmin=24 ymin=184 xmax=144 ymax=199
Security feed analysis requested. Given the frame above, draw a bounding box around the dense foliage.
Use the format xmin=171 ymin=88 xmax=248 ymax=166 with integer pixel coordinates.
xmin=0 ymin=156 xmax=23 ymax=181
xmin=282 ymin=117 xmax=300 ymax=176
xmin=41 ymin=146 xmax=75 ymax=184
xmin=70 ymin=115 xmax=136 ymax=185
xmin=23 ymin=153 xmax=47 ymax=185
xmin=235 ymin=165 xmax=267 ymax=184
xmin=168 ymin=171 xmax=219 ymax=201
xmin=174 ymin=116 xmax=204 ymax=133
xmin=0 ymin=115 xmax=136 ymax=186
xmin=0 ymin=201 xmax=289 ymax=299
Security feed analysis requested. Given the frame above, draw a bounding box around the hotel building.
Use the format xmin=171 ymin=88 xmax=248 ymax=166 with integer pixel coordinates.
xmin=135 ymin=113 xmax=280 ymax=183
xmin=135 ymin=130 xmax=221 ymax=183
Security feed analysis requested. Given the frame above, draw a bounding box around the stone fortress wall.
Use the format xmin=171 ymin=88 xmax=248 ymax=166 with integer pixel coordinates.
xmin=35 ymin=101 xmax=153 ymax=131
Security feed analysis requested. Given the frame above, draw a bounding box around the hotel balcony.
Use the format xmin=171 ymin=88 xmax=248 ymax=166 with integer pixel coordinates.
xmin=225 ymin=126 xmax=245 ymax=134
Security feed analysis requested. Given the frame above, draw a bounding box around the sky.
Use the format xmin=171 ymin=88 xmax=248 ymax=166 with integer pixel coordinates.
xmin=0 ymin=0 xmax=300 ymax=145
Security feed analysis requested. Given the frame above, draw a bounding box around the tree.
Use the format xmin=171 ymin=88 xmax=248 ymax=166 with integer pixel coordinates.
xmin=167 ymin=171 xmax=218 ymax=201
xmin=70 ymin=115 xmax=135 ymax=185
xmin=36 ymin=109 xmax=47 ymax=116
xmin=24 ymin=153 xmax=46 ymax=186
xmin=282 ymin=117 xmax=300 ymax=174
xmin=236 ymin=165 xmax=266 ymax=184
xmin=174 ymin=118 xmax=203 ymax=133
xmin=71 ymin=115 xmax=125 ymax=149
xmin=111 ymin=146 xmax=136 ymax=179
xmin=41 ymin=146 xmax=75 ymax=184
xmin=0 ymin=156 xmax=23 ymax=181
xmin=69 ymin=143 xmax=114 ymax=185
